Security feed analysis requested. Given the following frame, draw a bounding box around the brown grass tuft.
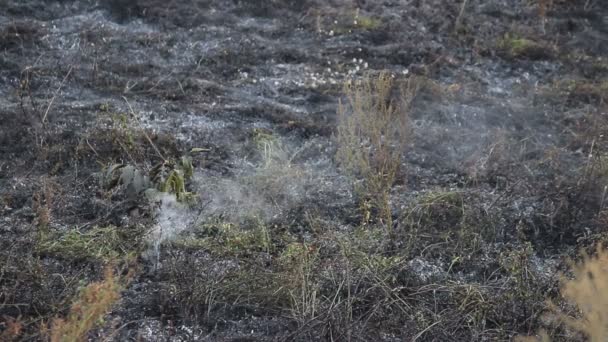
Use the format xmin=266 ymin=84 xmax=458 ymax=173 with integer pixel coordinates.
xmin=0 ymin=316 xmax=23 ymax=341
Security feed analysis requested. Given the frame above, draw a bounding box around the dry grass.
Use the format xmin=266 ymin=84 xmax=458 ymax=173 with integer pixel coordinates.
xmin=0 ymin=316 xmax=23 ymax=341
xmin=32 ymin=179 xmax=57 ymax=231
xmin=335 ymin=71 xmax=418 ymax=230
xmin=43 ymin=266 xmax=125 ymax=342
xmin=537 ymin=0 xmax=552 ymax=20
xmin=558 ymin=245 xmax=608 ymax=341
xmin=518 ymin=245 xmax=608 ymax=341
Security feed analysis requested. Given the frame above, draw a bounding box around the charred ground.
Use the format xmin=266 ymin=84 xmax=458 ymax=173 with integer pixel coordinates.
xmin=1 ymin=0 xmax=608 ymax=341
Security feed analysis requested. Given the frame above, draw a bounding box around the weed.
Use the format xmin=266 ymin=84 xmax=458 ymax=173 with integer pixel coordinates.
xmin=319 ymin=235 xmax=412 ymax=338
xmin=88 ymin=102 xmax=181 ymax=165
xmin=335 ymin=71 xmax=419 ymax=230
xmin=105 ymin=111 xmax=143 ymax=163
xmin=32 ymin=179 xmax=56 ymax=232
xmin=399 ymin=191 xmax=464 ymax=248
xmin=243 ymin=129 xmax=311 ymax=216
xmin=149 ymin=156 xmax=195 ymax=202
xmin=100 ymin=154 xmax=196 ymax=202
xmin=498 ymin=243 xmax=536 ymax=299
xmin=250 ymin=128 xmax=294 ymax=168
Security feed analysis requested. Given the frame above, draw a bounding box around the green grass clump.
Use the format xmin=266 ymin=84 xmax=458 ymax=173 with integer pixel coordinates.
xmin=277 ymin=243 xmax=320 ymax=323
xmin=179 ymin=218 xmax=274 ymax=256
xmin=37 ymin=225 xmax=142 ymax=262
xmin=498 ymin=35 xmax=552 ymax=59
xmin=354 ymin=15 xmax=381 ymax=30
xmin=397 ymin=190 xmax=492 ymax=261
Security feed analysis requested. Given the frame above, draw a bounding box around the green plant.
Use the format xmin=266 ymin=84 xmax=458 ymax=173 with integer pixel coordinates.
xmin=335 ymin=71 xmax=418 ymax=231
xmin=100 ymin=154 xmax=196 ymax=202
xmin=149 ymin=156 xmax=195 ymax=202
xmin=498 ymin=243 xmax=536 ymax=299
xmin=32 ymin=179 xmax=56 ymax=234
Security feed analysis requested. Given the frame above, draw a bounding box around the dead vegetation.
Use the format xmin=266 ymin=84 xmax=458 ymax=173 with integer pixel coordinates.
xmin=43 ymin=265 xmax=130 ymax=342
xmin=517 ymin=245 xmax=608 ymax=341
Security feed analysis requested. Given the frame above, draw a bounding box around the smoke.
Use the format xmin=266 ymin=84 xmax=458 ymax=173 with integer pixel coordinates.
xmin=144 ymin=134 xmax=349 ymax=265
xmin=146 ymin=192 xmax=196 ymax=267
xmin=193 ymin=138 xmax=319 ymax=224
xmin=149 ymin=193 xmax=194 ymax=243
xmin=191 ymin=132 xmax=355 ymax=227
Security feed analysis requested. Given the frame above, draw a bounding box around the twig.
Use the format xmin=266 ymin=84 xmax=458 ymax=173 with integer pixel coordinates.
xmin=485 ymin=180 xmax=522 ymax=214
xmin=411 ymin=320 xmax=441 ymax=341
xmin=85 ymin=138 xmax=100 ymax=158
xmin=454 ymin=0 xmax=469 ymax=32
xmin=102 ymin=320 xmax=141 ymax=342
xmin=42 ymin=65 xmax=73 ymax=124
xmin=122 ymin=96 xmax=167 ymax=163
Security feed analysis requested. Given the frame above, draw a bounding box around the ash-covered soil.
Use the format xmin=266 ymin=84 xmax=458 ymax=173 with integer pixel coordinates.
xmin=1 ymin=0 xmax=608 ymax=341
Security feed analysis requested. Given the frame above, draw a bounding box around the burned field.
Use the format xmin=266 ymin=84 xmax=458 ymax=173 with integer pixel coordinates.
xmin=1 ymin=0 xmax=608 ymax=340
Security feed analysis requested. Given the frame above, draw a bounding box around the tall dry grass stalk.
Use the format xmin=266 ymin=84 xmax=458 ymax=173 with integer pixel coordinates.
xmin=335 ymin=71 xmax=418 ymax=230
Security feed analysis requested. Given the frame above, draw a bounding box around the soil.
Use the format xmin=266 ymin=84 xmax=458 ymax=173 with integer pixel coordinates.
xmin=1 ymin=0 xmax=608 ymax=341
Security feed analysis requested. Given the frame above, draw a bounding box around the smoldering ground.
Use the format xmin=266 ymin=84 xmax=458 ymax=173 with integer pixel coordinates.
xmin=1 ymin=0 xmax=608 ymax=341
